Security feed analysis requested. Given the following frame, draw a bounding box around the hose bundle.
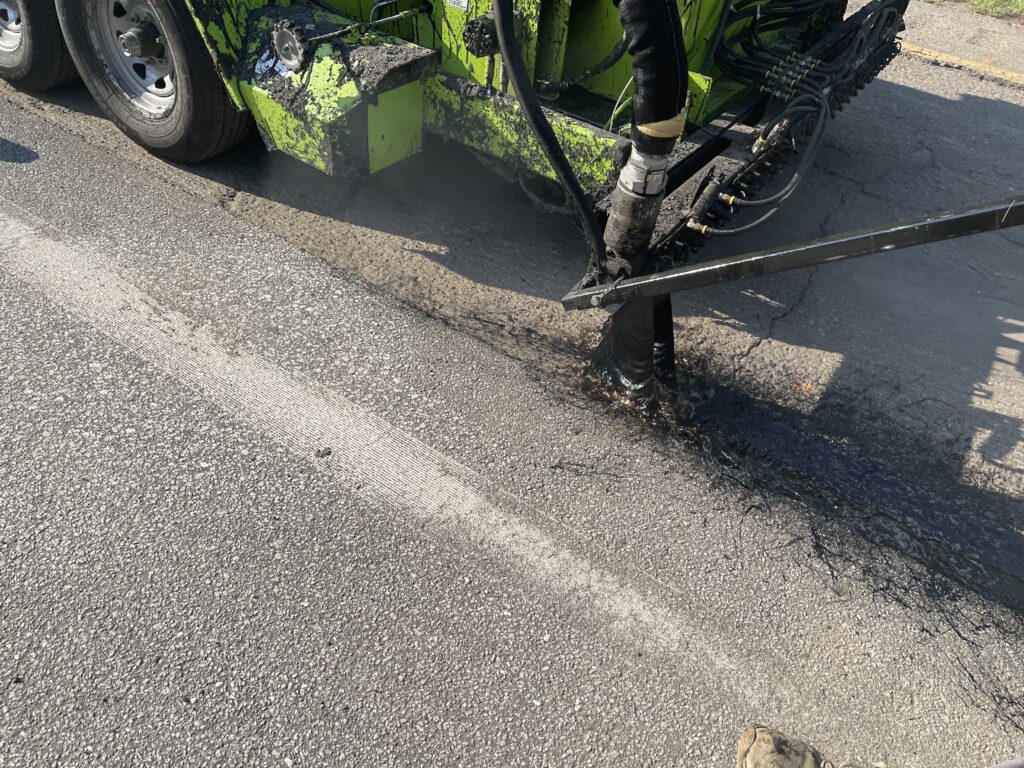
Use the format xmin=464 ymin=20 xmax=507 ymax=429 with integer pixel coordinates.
xmin=699 ymin=0 xmax=902 ymax=234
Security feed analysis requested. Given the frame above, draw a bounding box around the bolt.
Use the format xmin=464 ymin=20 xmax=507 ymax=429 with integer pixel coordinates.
xmin=117 ymin=23 xmax=164 ymax=59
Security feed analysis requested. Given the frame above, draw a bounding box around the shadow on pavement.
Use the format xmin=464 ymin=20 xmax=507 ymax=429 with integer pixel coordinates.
xmin=0 ymin=137 xmax=39 ymax=164
xmin=662 ymin=77 xmax=1024 ymax=617
xmin=27 ymin=71 xmax=1024 ymax=644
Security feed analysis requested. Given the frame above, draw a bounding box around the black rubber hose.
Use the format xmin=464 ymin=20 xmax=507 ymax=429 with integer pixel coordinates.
xmin=536 ymin=36 xmax=627 ymax=95
xmin=491 ymin=0 xmax=606 ymax=265
xmin=616 ymin=0 xmax=688 ymax=133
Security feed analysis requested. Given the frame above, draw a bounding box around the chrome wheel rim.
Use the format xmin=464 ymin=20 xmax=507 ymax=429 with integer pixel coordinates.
xmin=89 ymin=0 xmax=176 ymax=115
xmin=0 ymin=0 xmax=22 ymax=55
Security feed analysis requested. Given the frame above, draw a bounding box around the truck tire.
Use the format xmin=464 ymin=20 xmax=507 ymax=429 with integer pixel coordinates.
xmin=55 ymin=0 xmax=250 ymax=162
xmin=0 ymin=0 xmax=78 ymax=91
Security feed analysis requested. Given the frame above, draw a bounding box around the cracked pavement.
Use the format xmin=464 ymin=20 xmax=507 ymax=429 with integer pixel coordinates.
xmin=2 ymin=9 xmax=1021 ymax=506
xmin=671 ymin=37 xmax=1024 ymax=503
xmin=1 ymin=2 xmax=1023 ymax=766
xmin=728 ymin=269 xmax=819 ymax=385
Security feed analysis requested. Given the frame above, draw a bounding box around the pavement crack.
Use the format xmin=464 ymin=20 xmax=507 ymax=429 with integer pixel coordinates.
xmin=548 ymin=459 xmax=625 ymax=479
xmin=731 ymin=268 xmax=818 ymax=382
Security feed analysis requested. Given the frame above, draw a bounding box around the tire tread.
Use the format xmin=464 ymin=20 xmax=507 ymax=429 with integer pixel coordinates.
xmin=1 ymin=0 xmax=78 ymax=91
xmin=55 ymin=0 xmax=250 ymax=163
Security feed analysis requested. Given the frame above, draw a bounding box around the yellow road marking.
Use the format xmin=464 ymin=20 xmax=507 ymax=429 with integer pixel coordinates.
xmin=901 ymin=42 xmax=1024 ymax=88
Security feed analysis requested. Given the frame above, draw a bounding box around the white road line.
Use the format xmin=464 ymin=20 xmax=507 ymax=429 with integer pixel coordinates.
xmin=0 ymin=203 xmax=763 ymax=705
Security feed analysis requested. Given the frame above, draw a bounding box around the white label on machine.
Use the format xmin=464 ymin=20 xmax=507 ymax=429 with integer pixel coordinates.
xmin=446 ymin=0 xmax=469 ymax=10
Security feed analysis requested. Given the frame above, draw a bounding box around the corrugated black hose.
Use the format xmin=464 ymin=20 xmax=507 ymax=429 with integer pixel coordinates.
xmin=615 ymin=0 xmax=688 ymax=145
xmin=490 ymin=0 xmax=607 ymax=273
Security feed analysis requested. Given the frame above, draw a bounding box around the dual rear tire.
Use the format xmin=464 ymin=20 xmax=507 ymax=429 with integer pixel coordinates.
xmin=0 ymin=0 xmax=249 ymax=163
xmin=0 ymin=0 xmax=77 ymax=90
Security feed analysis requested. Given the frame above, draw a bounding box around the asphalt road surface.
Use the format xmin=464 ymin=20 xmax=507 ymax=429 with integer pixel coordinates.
xmin=1 ymin=5 xmax=1023 ymax=767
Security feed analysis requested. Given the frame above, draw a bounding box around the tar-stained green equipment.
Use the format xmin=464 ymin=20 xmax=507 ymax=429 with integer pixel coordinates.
xmin=180 ymin=0 xmax=832 ymax=196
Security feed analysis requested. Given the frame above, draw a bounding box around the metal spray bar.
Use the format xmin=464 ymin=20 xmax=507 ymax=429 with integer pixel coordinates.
xmin=562 ymin=198 xmax=1023 ymax=310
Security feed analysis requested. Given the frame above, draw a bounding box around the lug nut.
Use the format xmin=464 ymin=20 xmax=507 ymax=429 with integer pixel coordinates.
xmin=118 ymin=22 xmax=164 ymax=59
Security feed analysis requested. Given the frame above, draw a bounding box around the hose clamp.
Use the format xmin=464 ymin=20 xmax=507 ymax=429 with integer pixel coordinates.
xmin=617 ymin=147 xmax=670 ymax=197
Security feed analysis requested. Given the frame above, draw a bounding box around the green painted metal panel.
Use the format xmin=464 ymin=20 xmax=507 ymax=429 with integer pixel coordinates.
xmin=181 ymin=0 xmax=841 ymax=189
xmin=368 ymin=82 xmax=425 ymax=171
xmin=431 ymin=0 xmax=539 ymax=86
xmin=182 ymin=0 xmax=248 ymax=107
xmin=423 ymin=74 xmax=628 ymax=198
xmin=533 ymin=0 xmax=571 ymax=85
xmin=227 ymin=3 xmax=433 ymax=174
xmin=240 ymin=80 xmax=331 ymax=170
xmin=561 ymin=0 xmax=726 ymax=124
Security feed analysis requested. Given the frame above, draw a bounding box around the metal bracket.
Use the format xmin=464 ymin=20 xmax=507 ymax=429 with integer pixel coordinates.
xmin=562 ymin=198 xmax=1023 ymax=311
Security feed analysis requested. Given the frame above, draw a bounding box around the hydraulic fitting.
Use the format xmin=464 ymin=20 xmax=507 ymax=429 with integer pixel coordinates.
xmin=603 ymin=147 xmax=672 ymax=271
xmin=598 ymin=0 xmax=687 ymax=276
xmin=753 ymin=118 xmax=791 ymax=156
xmin=463 ymin=13 xmax=500 ymax=58
xmin=686 ymin=219 xmax=711 ymax=236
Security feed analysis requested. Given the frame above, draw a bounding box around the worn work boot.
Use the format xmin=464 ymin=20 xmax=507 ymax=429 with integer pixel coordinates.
xmin=736 ymin=725 xmax=822 ymax=768
xmin=736 ymin=725 xmax=887 ymax=768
